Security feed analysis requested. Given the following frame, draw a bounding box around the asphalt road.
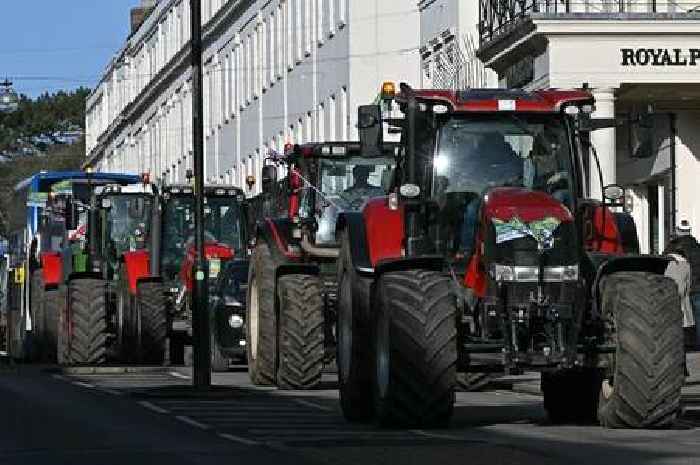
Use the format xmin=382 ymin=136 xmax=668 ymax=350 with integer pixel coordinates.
xmin=1 ymin=362 xmax=699 ymax=465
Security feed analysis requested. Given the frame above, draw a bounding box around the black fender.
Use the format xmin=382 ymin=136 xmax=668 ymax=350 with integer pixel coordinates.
xmin=591 ymin=254 xmax=671 ymax=318
xmin=336 ymin=212 xmax=372 ymax=276
xmin=374 ymin=256 xmax=446 ymax=277
xmin=67 ymin=271 xmax=103 ymax=282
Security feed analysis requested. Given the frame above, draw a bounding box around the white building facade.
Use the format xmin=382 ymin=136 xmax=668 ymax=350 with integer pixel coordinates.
xmin=85 ymin=0 xmax=420 ymax=194
xmin=458 ymin=0 xmax=700 ymax=254
xmin=418 ymin=0 xmax=497 ymax=89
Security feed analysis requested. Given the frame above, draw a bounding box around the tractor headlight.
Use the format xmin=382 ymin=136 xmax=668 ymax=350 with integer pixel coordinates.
xmin=492 ymin=264 xmax=579 ymax=282
xmin=228 ymin=314 xmax=244 ymax=329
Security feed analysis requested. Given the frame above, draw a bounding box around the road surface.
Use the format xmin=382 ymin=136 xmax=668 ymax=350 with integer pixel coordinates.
xmin=0 ymin=360 xmax=698 ymax=465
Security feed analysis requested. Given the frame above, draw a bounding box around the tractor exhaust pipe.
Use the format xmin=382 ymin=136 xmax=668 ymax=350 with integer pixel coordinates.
xmin=301 ymin=233 xmax=340 ymax=258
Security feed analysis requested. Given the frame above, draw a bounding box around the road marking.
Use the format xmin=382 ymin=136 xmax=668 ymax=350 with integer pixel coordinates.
xmin=175 ymin=415 xmax=210 ymax=430
xmin=100 ymin=388 xmax=123 ymax=396
xmin=169 ymin=371 xmax=191 ymax=380
xmin=138 ymin=401 xmax=170 ymax=414
xmin=71 ymin=381 xmax=95 ymax=388
xmin=51 ymin=374 xmax=66 ymax=381
xmin=410 ymin=429 xmax=463 ymax=441
xmin=293 ymin=399 xmax=334 ymax=412
xmin=218 ymin=433 xmax=261 ymax=446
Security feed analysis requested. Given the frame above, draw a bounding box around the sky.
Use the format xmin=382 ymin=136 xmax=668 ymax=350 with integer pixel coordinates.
xmin=0 ymin=0 xmax=141 ymax=98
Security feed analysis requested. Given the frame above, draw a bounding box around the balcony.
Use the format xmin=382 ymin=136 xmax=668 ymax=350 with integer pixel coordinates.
xmin=479 ymin=0 xmax=700 ymax=45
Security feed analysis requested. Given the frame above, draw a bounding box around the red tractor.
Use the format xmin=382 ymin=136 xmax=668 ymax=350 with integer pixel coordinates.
xmin=335 ymin=84 xmax=686 ymax=428
xmin=246 ymin=142 xmax=397 ymax=389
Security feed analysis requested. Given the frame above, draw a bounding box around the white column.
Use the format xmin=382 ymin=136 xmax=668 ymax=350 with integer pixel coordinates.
xmin=589 ymin=88 xmax=616 ymax=200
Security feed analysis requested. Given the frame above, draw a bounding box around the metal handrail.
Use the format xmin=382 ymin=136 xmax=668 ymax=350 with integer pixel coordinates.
xmin=479 ymin=0 xmax=700 ymax=44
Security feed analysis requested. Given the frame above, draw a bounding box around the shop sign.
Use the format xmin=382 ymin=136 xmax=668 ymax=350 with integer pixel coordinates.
xmin=621 ymin=48 xmax=700 ymax=67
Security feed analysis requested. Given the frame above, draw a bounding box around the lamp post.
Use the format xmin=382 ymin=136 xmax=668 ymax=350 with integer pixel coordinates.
xmin=190 ymin=0 xmax=211 ymax=388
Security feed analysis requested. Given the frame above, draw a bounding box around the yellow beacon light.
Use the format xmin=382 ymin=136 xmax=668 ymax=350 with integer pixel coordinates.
xmin=381 ymin=81 xmax=396 ymax=101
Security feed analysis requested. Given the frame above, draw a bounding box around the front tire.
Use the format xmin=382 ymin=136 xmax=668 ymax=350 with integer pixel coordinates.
xmin=276 ymin=274 xmax=324 ymax=390
xmin=374 ymin=270 xmax=457 ymax=428
xmin=66 ymin=279 xmax=108 ymax=365
xmin=597 ymin=272 xmax=684 ymax=428
xmin=337 ymin=232 xmax=374 ymax=421
xmin=246 ymin=242 xmax=277 ymax=385
xmin=29 ymin=271 xmax=46 ymax=362
xmin=136 ymin=281 xmax=168 ymax=365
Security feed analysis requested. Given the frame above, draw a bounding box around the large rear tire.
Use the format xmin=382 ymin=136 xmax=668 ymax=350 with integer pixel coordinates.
xmin=337 ymin=232 xmax=374 ymax=421
xmin=43 ymin=286 xmax=63 ymax=363
xmin=29 ymin=271 xmax=46 ymax=362
xmin=66 ymin=279 xmax=108 ymax=365
xmin=246 ymin=242 xmax=277 ymax=385
xmin=136 ymin=281 xmax=168 ymax=365
xmin=374 ymin=270 xmax=457 ymax=428
xmin=276 ymin=274 xmax=324 ymax=390
xmin=597 ymin=272 xmax=684 ymax=428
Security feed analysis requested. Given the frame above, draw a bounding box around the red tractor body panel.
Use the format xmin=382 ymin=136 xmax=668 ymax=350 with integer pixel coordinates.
xmin=179 ymin=242 xmax=235 ymax=291
xmin=363 ymin=198 xmax=404 ymax=266
xmin=482 ymin=188 xmax=574 ymax=223
xmin=40 ymin=252 xmax=63 ymax=287
xmin=124 ymin=250 xmax=151 ymax=295
xmin=586 ymin=206 xmax=624 ymax=254
xmin=401 ymin=89 xmax=593 ymax=113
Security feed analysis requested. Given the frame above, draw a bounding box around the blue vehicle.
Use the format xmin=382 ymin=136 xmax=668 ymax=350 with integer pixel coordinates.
xmin=3 ymin=171 xmax=140 ymax=362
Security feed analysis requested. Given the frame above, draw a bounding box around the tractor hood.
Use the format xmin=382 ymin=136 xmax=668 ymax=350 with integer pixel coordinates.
xmin=179 ymin=241 xmax=235 ymax=291
xmin=480 ymin=187 xmax=577 ymax=267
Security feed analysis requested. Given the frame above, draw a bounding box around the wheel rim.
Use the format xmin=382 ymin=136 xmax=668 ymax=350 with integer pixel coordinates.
xmin=338 ymin=271 xmax=352 ymax=382
xmin=249 ymin=277 xmax=259 ymax=360
xmin=375 ymin=299 xmax=390 ymax=399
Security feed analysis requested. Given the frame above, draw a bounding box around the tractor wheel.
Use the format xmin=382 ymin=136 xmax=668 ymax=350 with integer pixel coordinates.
xmin=115 ymin=271 xmax=136 ymax=362
xmin=337 ymin=232 xmax=374 ymax=421
xmin=276 ymin=274 xmax=324 ymax=390
xmin=66 ymin=279 xmax=108 ymax=365
xmin=136 ymin=281 xmax=168 ymax=365
xmin=457 ymin=373 xmax=496 ymax=392
xmin=246 ymin=242 xmax=277 ymax=385
xmin=43 ymin=286 xmax=64 ymax=363
xmin=597 ymin=272 xmax=684 ymax=428
xmin=542 ymin=367 xmax=602 ymax=424
xmin=374 ymin=270 xmax=457 ymax=428
xmin=57 ymin=285 xmax=69 ymax=365
xmin=29 ymin=271 xmax=46 ymax=362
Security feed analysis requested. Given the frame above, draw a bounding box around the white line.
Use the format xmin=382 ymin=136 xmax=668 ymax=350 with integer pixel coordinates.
xmin=100 ymin=388 xmax=123 ymax=396
xmin=138 ymin=401 xmax=170 ymax=414
xmin=218 ymin=433 xmax=261 ymax=446
xmin=293 ymin=399 xmax=334 ymax=412
xmin=175 ymin=415 xmax=210 ymax=430
xmin=410 ymin=429 xmax=463 ymax=441
xmin=51 ymin=374 xmax=66 ymax=381
xmin=169 ymin=371 xmax=191 ymax=380
xmin=71 ymin=381 xmax=95 ymax=388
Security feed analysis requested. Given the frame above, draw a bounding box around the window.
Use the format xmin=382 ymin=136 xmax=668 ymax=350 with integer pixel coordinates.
xmin=286 ymin=1 xmax=293 ymax=70
xmin=224 ymin=54 xmax=230 ymax=118
xmin=341 ymin=86 xmax=348 ymax=139
xmin=329 ymin=94 xmax=336 ymax=141
xmin=305 ymin=0 xmax=312 ymax=55
xmin=328 ymin=0 xmax=334 ymax=36
xmin=317 ymin=0 xmax=324 ymax=45
xmin=269 ymin=13 xmax=275 ymax=84
xmin=276 ymin=5 xmax=283 ymax=77
xmin=246 ymin=36 xmax=252 ymax=104
xmin=252 ymin=30 xmax=258 ymax=98
xmin=339 ymin=0 xmax=346 ymax=27
xmin=296 ymin=0 xmax=302 ymax=62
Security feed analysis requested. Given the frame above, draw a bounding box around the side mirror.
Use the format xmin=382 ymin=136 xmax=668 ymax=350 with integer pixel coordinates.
xmin=261 ymin=165 xmax=277 ymax=194
xmin=603 ymin=184 xmax=625 ymax=206
xmin=358 ymin=105 xmax=383 ymax=157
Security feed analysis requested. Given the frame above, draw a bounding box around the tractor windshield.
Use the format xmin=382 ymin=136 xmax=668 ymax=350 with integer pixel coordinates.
xmin=307 ymin=156 xmax=393 ymax=244
xmin=103 ymin=194 xmax=153 ymax=256
xmin=162 ymin=195 xmax=244 ymax=278
xmin=430 ymin=114 xmax=575 ymax=259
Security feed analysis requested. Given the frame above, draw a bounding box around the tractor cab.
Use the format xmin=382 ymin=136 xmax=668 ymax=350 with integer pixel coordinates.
xmin=263 ymin=142 xmax=397 ymax=251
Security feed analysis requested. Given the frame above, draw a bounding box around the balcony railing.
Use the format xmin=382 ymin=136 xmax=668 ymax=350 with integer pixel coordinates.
xmin=479 ymin=0 xmax=700 ymax=44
